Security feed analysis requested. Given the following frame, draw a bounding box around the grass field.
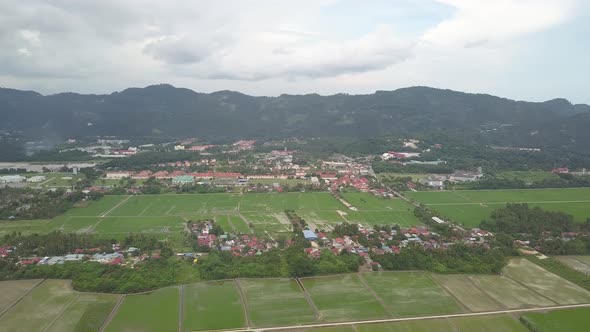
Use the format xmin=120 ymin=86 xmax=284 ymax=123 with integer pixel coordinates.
xmin=405 ymin=188 xmax=590 ymax=227
xmin=238 ymin=278 xmax=317 ymax=327
xmin=0 ymin=280 xmax=77 ymax=332
xmin=0 ymin=192 xmax=421 ymax=247
xmin=105 ymin=287 xmax=179 ymax=332
xmin=521 ymin=307 xmax=590 ymax=332
xmin=361 ymin=272 xmax=462 ymax=317
xmin=302 ymin=274 xmax=388 ymax=322
xmin=183 ymin=281 xmax=245 ymax=331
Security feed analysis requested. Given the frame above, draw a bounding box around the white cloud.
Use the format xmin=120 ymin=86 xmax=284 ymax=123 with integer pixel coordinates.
xmin=423 ymin=0 xmax=578 ymax=47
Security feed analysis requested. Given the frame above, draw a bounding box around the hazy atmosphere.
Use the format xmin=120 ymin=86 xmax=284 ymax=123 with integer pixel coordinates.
xmin=1 ymin=0 xmax=589 ymax=103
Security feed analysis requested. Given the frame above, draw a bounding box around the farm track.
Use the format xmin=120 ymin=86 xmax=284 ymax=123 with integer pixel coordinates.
xmin=98 ymin=294 xmax=126 ymax=332
xmin=295 ymin=278 xmax=321 ymax=321
xmin=218 ymin=302 xmax=590 ymax=332
xmin=178 ymin=285 xmax=185 ymax=332
xmin=233 ymin=279 xmax=252 ymax=329
xmin=425 ymin=273 xmax=471 ymax=313
xmin=99 ymin=195 xmax=132 ymax=217
xmin=41 ymin=294 xmax=79 ymax=332
xmin=465 ymin=276 xmax=509 ymax=310
xmin=426 ymin=200 xmax=590 ymax=206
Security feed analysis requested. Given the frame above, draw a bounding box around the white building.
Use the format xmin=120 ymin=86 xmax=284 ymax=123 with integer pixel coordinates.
xmin=174 ymin=145 xmax=185 ymax=150
xmin=27 ymin=175 xmax=46 ymax=183
xmin=0 ymin=175 xmax=26 ymax=183
xmin=422 ymin=175 xmax=447 ymax=188
xmin=105 ymin=172 xmax=131 ymax=180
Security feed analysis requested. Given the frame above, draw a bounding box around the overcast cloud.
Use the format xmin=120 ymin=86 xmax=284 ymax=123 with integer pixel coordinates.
xmin=0 ymin=0 xmax=588 ymax=103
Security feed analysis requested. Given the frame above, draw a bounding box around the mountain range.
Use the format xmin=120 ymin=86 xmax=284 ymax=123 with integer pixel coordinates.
xmin=1 ymin=84 xmax=589 ymax=152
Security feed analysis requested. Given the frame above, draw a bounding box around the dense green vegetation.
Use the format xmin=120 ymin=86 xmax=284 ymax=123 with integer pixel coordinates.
xmin=370 ymin=242 xmax=506 ymax=274
xmin=0 ymin=187 xmax=103 ymax=220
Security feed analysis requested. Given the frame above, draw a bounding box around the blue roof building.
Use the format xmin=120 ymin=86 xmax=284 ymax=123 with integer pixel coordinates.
xmin=303 ymin=230 xmax=318 ymax=241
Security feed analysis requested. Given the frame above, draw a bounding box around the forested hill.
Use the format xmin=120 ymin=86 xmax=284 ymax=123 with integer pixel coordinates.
xmin=1 ymin=84 xmax=589 ymax=150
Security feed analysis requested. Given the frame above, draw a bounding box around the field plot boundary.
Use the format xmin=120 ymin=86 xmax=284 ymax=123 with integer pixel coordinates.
xmin=41 ymin=294 xmax=80 ymax=332
xmin=356 ymin=273 xmax=390 ymax=315
xmin=234 ymin=279 xmax=252 ymax=328
xmin=98 ymin=295 xmax=125 ymax=332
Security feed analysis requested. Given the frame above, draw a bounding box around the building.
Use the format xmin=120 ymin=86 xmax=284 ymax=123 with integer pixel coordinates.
xmin=0 ymin=175 xmax=26 ymax=183
xmin=449 ymin=170 xmax=483 ymax=183
xmin=422 ymin=175 xmax=446 ymax=188
xmin=172 ymin=175 xmax=195 ymax=185
xmin=27 ymin=175 xmax=46 ymax=183
xmin=105 ymin=172 xmax=131 ymax=180
xmin=174 ymin=145 xmax=185 ymax=150
xmin=303 ymin=230 xmax=318 ymax=241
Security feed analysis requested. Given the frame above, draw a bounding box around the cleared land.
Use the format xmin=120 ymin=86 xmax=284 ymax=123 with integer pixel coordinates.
xmin=555 ymin=255 xmax=590 ymax=275
xmin=503 ymin=258 xmax=590 ymax=304
xmin=238 ymin=278 xmax=317 ymax=327
xmin=521 ymin=307 xmax=590 ymax=332
xmin=361 ymin=272 xmax=463 ymax=317
xmin=0 ymin=280 xmax=77 ymax=332
xmin=105 ymin=287 xmax=179 ymax=332
xmin=406 ymin=188 xmax=590 ymax=227
xmin=0 ymin=192 xmax=420 ymax=247
xmin=302 ymin=274 xmax=389 ymax=322
xmin=183 ymin=281 xmax=245 ymax=331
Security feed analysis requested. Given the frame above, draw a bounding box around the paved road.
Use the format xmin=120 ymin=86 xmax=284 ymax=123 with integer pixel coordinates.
xmin=215 ymin=302 xmax=590 ymax=332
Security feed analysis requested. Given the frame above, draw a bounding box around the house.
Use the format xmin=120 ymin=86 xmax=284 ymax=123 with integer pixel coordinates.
xmin=552 ymin=167 xmax=569 ymax=174
xmin=173 ymin=175 xmax=195 ymax=185
xmin=174 ymin=145 xmax=185 ymax=150
xmin=303 ymin=230 xmax=318 ymax=241
xmin=132 ymin=170 xmax=152 ymax=179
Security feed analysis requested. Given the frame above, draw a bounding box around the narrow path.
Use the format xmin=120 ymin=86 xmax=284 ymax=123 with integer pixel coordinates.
xmin=218 ymin=302 xmax=590 ymax=332
xmin=357 ymin=273 xmax=391 ymax=316
xmin=233 ymin=279 xmax=252 ymax=328
xmin=98 ymin=294 xmax=126 ymax=332
xmin=237 ymin=213 xmax=254 ymax=234
xmin=0 ymin=279 xmax=43 ymax=319
xmin=225 ymin=215 xmax=238 ymax=233
xmin=100 ymin=195 xmax=132 ymax=217
xmin=42 ymin=294 xmax=80 ymax=332
xmin=295 ymin=278 xmax=321 ymax=321
xmin=178 ymin=285 xmax=185 ymax=332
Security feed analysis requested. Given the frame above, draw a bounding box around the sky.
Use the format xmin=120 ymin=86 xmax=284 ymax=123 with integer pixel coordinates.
xmin=1 ymin=0 xmax=589 ymax=104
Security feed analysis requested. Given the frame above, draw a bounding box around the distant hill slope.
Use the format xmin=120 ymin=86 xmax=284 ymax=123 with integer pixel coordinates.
xmin=0 ymin=84 xmax=588 ymax=151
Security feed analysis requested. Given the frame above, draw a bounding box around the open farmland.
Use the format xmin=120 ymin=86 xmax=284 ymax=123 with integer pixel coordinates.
xmin=237 ymin=278 xmax=317 ymax=327
xmin=521 ymin=307 xmax=590 ymax=332
xmin=183 ymin=281 xmax=246 ymax=331
xmin=302 ymin=274 xmax=389 ymax=322
xmin=2 ymin=258 xmax=590 ymax=331
xmin=0 ymin=192 xmax=421 ymax=247
xmin=405 ymin=188 xmax=590 ymax=227
xmin=503 ymin=258 xmax=590 ymax=304
xmin=0 ymin=279 xmax=41 ymax=315
xmin=0 ymin=280 xmax=78 ymax=332
xmin=361 ymin=272 xmax=463 ymax=317
xmin=105 ymin=287 xmax=179 ymax=332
